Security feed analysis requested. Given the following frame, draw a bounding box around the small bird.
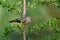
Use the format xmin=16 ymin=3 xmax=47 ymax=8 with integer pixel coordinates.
xmin=9 ymin=17 xmax=32 ymax=24
xmin=9 ymin=18 xmax=21 ymax=23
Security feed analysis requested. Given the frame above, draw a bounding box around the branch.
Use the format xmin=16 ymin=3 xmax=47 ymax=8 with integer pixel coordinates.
xmin=23 ymin=0 xmax=26 ymax=18
xmin=23 ymin=0 xmax=26 ymax=40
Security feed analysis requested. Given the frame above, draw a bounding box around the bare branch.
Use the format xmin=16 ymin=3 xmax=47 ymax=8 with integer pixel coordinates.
xmin=23 ymin=0 xmax=26 ymax=18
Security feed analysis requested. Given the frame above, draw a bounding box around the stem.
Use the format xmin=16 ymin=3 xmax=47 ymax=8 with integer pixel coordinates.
xmin=23 ymin=0 xmax=26 ymax=18
xmin=23 ymin=26 xmax=26 ymax=40
xmin=23 ymin=0 xmax=26 ymax=40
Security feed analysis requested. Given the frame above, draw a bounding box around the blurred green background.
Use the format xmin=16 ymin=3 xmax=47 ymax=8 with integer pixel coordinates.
xmin=0 ymin=0 xmax=60 ymax=40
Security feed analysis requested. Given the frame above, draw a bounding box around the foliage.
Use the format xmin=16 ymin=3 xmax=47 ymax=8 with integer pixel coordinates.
xmin=0 ymin=0 xmax=60 ymax=40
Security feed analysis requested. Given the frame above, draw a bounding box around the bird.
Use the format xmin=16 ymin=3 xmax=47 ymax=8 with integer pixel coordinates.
xmin=9 ymin=18 xmax=21 ymax=23
xmin=9 ymin=17 xmax=32 ymax=24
